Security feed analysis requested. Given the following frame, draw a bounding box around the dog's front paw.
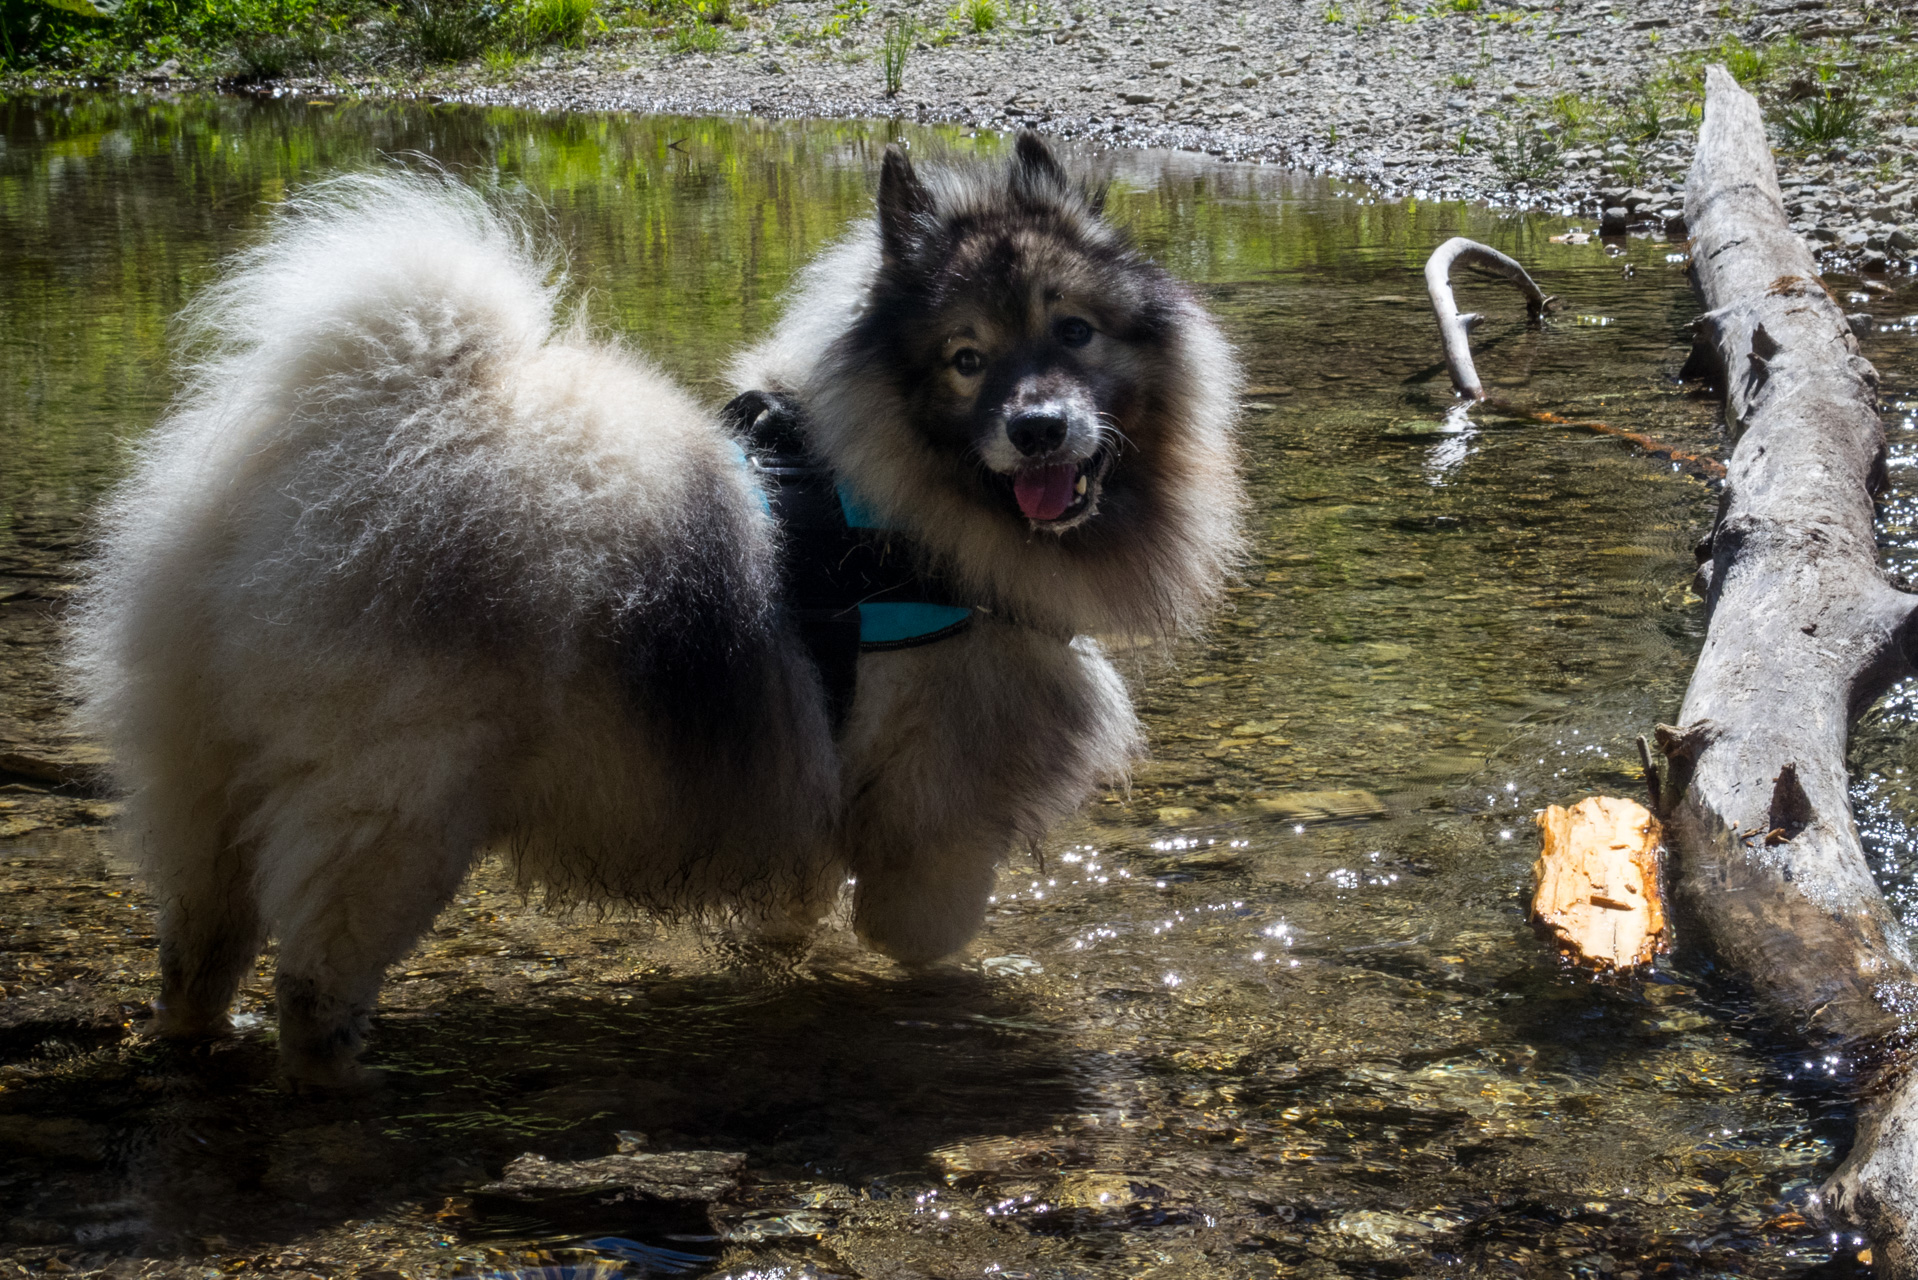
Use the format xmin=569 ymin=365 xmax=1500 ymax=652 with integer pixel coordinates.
xmin=147 ymin=1000 xmax=235 ymax=1040
xmin=852 ymin=865 xmax=994 ymax=966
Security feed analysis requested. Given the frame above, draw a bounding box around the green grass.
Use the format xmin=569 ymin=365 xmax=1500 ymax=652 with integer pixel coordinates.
xmin=816 ymin=0 xmax=866 ymax=37
xmin=2 ymin=0 xmax=356 ymax=72
xmin=955 ymin=0 xmax=996 ymax=33
xmin=1624 ymin=85 xmax=1665 ymax=141
xmin=1778 ymin=92 xmax=1868 ymax=148
xmin=523 ymin=0 xmax=593 ymax=47
xmin=880 ymin=13 xmax=910 ymax=94
xmin=1547 ymin=90 xmax=1597 ymax=136
xmin=1488 ymin=114 xmax=1561 ymax=184
xmin=480 ymin=39 xmax=521 ymax=72
xmin=400 ymin=0 xmax=492 ymax=61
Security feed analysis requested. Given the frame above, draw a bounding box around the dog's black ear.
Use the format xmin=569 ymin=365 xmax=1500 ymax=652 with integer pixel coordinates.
xmin=878 ymin=145 xmax=934 ymax=266
xmin=1012 ymin=132 xmax=1068 ymax=197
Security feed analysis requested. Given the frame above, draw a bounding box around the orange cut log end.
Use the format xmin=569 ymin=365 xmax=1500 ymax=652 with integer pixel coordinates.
xmin=1531 ymin=796 xmax=1668 ymax=971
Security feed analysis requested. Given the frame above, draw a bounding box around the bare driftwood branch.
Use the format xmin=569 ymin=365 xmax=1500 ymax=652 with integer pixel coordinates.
xmin=1423 ymin=237 xmax=1556 ymax=400
xmin=1420 ymin=241 xmax=1725 ymax=481
xmin=1668 ymin=64 xmax=1918 ymax=1272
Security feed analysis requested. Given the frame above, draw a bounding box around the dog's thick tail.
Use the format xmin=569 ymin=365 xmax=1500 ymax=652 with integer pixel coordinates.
xmin=67 ymin=172 xmax=564 ymax=741
xmin=178 ymin=170 xmax=561 ymax=431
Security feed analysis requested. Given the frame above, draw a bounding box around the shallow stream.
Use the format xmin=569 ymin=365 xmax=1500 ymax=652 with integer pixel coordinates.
xmin=3 ymin=93 xmax=1917 ymax=1279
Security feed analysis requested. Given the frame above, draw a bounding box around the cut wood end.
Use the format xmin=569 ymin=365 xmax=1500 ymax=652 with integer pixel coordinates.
xmin=1532 ymin=796 xmax=1669 ymax=972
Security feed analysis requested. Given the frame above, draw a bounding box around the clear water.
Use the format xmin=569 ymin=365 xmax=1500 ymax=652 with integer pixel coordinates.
xmin=0 ymin=92 xmax=1906 ymax=1278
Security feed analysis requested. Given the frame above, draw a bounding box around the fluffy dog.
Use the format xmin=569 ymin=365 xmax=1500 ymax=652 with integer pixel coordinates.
xmin=68 ymin=136 xmax=1242 ymax=1086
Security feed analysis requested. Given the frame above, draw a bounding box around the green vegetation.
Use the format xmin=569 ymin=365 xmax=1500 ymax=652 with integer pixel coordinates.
xmin=0 ymin=0 xmax=620 ymax=72
xmin=0 ymin=0 xmax=790 ymax=73
xmin=1779 ymin=91 xmax=1869 ymax=148
xmin=817 ymin=0 xmax=866 ymax=38
xmin=1472 ymin=21 xmax=1916 ymax=172
xmin=952 ymin=0 xmax=995 ymax=33
xmin=524 ymin=0 xmax=595 ymax=44
xmin=1488 ymin=114 xmax=1561 ymax=184
xmin=669 ymin=12 xmax=722 ymax=49
xmin=880 ymin=12 xmax=911 ymax=94
xmin=1547 ymin=90 xmax=1597 ymax=134
xmin=1659 ymin=27 xmax=1915 ymax=153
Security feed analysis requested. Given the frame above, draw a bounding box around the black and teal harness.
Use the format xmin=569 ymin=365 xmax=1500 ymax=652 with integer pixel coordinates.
xmin=724 ymin=391 xmax=975 ymax=731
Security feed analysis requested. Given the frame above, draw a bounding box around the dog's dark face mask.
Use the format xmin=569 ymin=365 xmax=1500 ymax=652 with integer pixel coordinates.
xmin=868 ymin=135 xmax=1187 ymax=536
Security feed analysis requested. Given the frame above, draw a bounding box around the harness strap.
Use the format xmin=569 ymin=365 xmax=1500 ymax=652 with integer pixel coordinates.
xmin=723 ymin=390 xmax=974 ymax=732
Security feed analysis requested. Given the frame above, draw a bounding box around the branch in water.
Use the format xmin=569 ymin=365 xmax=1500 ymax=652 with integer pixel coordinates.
xmin=1422 ymin=237 xmax=1557 ymax=400
xmin=1421 ymin=238 xmax=1725 ymax=482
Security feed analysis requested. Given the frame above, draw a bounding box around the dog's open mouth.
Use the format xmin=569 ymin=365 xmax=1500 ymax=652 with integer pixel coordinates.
xmin=1008 ymin=447 xmax=1113 ymax=530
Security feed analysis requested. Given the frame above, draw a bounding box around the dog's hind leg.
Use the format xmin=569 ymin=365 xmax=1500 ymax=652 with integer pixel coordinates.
xmin=250 ymin=736 xmax=490 ymax=1089
xmin=137 ymin=772 xmax=265 ymax=1040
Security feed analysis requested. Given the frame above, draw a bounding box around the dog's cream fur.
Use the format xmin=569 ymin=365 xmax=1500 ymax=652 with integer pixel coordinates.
xmin=68 ymin=149 xmax=1237 ymax=1085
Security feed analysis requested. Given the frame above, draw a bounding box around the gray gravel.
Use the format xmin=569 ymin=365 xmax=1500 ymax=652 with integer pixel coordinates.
xmin=29 ymin=0 xmax=1918 ymax=270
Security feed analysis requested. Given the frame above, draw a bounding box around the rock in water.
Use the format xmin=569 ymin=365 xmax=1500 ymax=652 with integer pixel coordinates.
xmin=1531 ymin=796 xmax=1668 ymax=971
xmin=484 ymin=1149 xmax=745 ymax=1200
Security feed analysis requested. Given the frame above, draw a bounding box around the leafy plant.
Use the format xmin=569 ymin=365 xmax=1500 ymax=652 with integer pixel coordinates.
xmin=669 ymin=15 xmax=720 ymax=48
xmin=956 ymin=0 xmax=996 ymax=32
xmin=817 ymin=0 xmax=866 ymax=37
xmin=1714 ymin=34 xmax=1774 ymax=86
xmin=880 ymin=13 xmax=911 ymax=94
xmin=1449 ymin=70 xmax=1475 ymax=88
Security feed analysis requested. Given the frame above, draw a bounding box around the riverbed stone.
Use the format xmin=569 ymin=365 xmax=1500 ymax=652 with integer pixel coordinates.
xmin=485 ymin=1148 xmax=746 ymax=1200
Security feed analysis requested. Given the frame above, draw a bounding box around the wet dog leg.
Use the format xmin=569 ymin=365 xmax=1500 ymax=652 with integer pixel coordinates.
xmin=264 ymin=797 xmax=483 ymax=1089
xmin=140 ymin=773 xmax=264 ymax=1039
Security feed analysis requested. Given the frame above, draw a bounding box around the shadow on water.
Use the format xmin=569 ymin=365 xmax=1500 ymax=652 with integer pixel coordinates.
xmin=4 ymin=89 xmax=1916 ymax=1277
xmin=0 ymin=973 xmax=1081 ymax=1257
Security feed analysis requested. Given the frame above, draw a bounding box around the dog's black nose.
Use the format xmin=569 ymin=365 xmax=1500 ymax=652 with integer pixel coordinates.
xmin=1006 ymin=411 xmax=1068 ymax=457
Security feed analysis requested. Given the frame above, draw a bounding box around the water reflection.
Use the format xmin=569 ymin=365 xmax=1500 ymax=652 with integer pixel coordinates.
xmin=0 ymin=91 xmax=1890 ymax=1277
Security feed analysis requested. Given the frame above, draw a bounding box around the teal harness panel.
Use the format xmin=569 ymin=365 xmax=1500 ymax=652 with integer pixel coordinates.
xmin=833 ymin=480 xmax=975 ymax=646
xmin=856 ymin=602 xmax=974 ymax=646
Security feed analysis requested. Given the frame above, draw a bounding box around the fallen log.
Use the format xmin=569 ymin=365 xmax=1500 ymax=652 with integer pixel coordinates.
xmin=1661 ymin=64 xmax=1918 ymax=1272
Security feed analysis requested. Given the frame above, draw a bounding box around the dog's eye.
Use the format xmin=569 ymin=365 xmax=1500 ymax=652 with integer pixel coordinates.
xmin=1056 ymin=317 xmax=1093 ymax=348
xmin=952 ymin=348 xmax=987 ymax=376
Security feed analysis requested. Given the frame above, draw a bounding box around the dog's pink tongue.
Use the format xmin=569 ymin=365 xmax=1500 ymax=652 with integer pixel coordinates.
xmin=1014 ymin=462 xmax=1077 ymax=521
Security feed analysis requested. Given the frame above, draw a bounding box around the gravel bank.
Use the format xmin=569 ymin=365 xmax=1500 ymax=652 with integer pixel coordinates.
xmin=447 ymin=0 xmax=1916 ymax=272
xmin=15 ymin=0 xmax=1918 ymax=270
